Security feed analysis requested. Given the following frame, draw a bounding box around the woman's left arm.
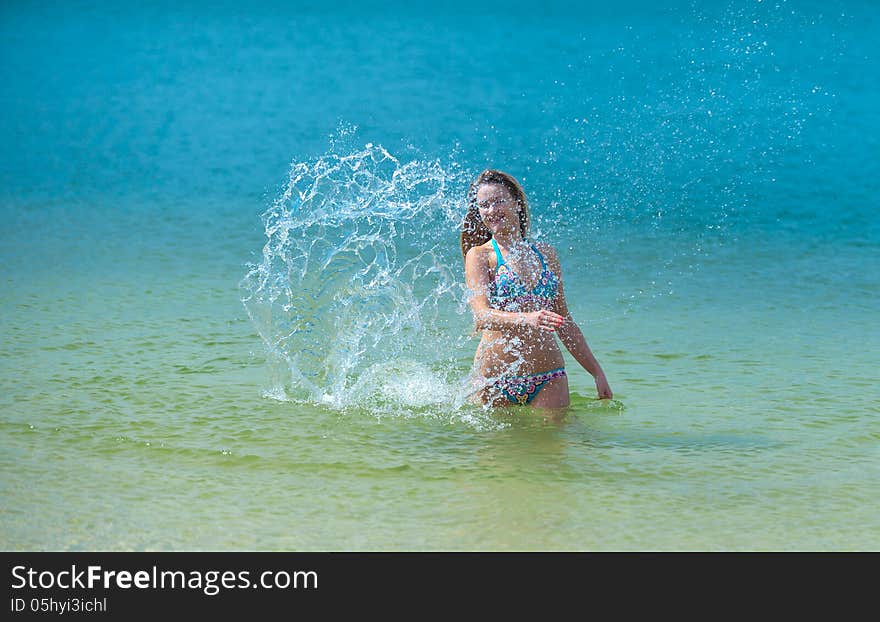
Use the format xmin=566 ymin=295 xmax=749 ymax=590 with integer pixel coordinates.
xmin=543 ymin=245 xmax=614 ymax=399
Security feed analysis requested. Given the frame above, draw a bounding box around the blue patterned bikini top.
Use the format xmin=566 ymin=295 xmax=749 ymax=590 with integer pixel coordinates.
xmin=488 ymin=238 xmax=560 ymax=312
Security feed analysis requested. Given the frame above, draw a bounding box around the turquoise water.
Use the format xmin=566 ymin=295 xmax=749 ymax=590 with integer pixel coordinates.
xmin=1 ymin=0 xmax=878 ymax=550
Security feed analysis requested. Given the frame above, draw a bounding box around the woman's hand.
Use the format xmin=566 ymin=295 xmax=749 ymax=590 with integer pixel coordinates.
xmin=595 ymin=373 xmax=613 ymax=399
xmin=520 ymin=309 xmax=565 ymax=331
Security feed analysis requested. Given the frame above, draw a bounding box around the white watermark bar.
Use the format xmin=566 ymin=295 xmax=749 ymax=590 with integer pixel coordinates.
xmin=1 ymin=551 xmax=861 ymax=617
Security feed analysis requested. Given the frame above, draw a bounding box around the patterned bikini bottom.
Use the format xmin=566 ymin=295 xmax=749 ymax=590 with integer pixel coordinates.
xmin=492 ymin=368 xmax=567 ymax=405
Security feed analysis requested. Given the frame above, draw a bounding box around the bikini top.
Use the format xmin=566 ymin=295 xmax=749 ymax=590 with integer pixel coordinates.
xmin=487 ymin=238 xmax=560 ymax=312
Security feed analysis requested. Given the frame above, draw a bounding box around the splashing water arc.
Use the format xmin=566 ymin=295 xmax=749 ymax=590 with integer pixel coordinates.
xmin=241 ymin=143 xmax=475 ymax=410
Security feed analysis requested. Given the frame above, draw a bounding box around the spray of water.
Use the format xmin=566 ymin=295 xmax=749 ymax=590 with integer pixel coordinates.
xmin=241 ymin=140 xmax=482 ymax=414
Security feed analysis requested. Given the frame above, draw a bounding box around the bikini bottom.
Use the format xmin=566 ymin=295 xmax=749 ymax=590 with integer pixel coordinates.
xmin=493 ymin=368 xmax=566 ymax=405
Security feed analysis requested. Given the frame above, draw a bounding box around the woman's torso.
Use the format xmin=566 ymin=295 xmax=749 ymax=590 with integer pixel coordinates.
xmin=476 ymin=239 xmax=564 ymax=377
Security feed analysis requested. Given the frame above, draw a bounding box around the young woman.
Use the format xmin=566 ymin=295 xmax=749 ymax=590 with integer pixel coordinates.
xmin=461 ymin=170 xmax=613 ymax=408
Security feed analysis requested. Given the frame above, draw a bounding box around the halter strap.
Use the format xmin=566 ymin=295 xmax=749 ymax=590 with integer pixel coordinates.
xmin=531 ymin=243 xmax=547 ymax=271
xmin=490 ymin=238 xmax=505 ymax=266
xmin=492 ymin=238 xmax=547 ymax=271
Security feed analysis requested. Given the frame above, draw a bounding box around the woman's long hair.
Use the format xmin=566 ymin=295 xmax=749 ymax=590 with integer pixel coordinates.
xmin=459 ymin=169 xmax=530 ymax=261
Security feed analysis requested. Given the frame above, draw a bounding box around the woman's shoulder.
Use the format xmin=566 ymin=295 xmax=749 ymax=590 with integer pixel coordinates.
xmin=532 ymin=240 xmax=559 ymax=260
xmin=532 ymin=240 xmax=563 ymax=273
xmin=466 ymin=240 xmax=494 ymax=255
xmin=465 ymin=241 xmax=495 ymax=265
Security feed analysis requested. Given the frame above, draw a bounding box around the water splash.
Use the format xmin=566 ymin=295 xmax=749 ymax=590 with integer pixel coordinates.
xmin=241 ymin=140 xmax=476 ymax=412
xmin=521 ymin=1 xmax=839 ymax=323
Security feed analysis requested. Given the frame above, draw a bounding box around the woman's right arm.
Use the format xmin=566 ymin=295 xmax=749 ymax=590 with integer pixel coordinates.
xmin=465 ymin=246 xmax=563 ymax=332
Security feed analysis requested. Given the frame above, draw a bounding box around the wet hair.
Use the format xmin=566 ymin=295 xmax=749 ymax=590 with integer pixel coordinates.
xmin=459 ymin=169 xmax=530 ymax=261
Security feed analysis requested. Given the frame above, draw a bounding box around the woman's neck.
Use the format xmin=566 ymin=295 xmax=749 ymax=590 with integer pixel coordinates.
xmin=492 ymin=231 xmax=525 ymax=249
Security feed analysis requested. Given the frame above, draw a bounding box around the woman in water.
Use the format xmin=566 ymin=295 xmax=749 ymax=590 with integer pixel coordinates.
xmin=461 ymin=169 xmax=613 ymax=408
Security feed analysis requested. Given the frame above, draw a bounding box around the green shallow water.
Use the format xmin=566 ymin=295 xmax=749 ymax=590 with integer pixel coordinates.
xmin=2 ymin=230 xmax=877 ymax=551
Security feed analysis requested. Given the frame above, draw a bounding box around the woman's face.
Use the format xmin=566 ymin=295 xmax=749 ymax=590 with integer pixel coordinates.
xmin=476 ymin=184 xmax=520 ymax=237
